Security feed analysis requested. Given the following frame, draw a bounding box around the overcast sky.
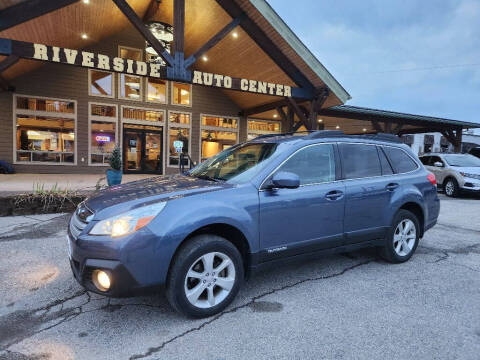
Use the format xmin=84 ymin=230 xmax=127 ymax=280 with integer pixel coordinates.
xmin=268 ymin=0 xmax=480 ymax=127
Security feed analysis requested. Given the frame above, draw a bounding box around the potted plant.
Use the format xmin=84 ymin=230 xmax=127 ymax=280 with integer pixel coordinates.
xmin=106 ymin=146 xmax=122 ymax=186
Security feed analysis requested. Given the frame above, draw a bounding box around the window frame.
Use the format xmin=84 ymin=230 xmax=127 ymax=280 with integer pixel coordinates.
xmin=199 ymin=113 xmax=240 ymax=162
xmin=13 ymin=94 xmax=77 ymax=166
xmin=88 ymin=69 xmax=115 ymax=99
xmin=145 ymin=77 xmax=168 ymax=104
xmin=170 ymin=82 xmax=192 ymax=107
xmin=167 ymin=110 xmax=192 ymax=168
xmin=88 ymin=102 xmax=119 ymax=167
xmin=260 ymin=142 xmax=339 ymax=190
xmin=117 ymin=45 xmax=144 ymax=102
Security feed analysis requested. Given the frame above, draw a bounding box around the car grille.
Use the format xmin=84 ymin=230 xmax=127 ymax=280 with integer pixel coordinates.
xmin=69 ymin=202 xmax=93 ymax=239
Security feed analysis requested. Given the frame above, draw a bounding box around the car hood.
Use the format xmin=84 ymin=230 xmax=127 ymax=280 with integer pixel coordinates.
xmin=451 ymin=167 xmax=480 ymax=175
xmin=85 ymin=174 xmax=233 ymax=216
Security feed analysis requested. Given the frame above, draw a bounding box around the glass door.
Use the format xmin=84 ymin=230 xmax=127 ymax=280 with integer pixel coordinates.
xmin=123 ymin=126 xmax=163 ymax=174
xmin=124 ymin=131 xmax=142 ymax=172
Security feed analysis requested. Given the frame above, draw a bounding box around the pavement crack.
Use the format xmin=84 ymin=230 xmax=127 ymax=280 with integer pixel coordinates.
xmin=436 ymin=222 xmax=480 ymax=235
xmin=129 ymin=259 xmax=373 ymax=360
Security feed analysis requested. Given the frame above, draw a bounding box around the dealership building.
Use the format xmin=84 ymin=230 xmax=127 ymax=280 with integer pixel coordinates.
xmin=0 ymin=0 xmax=478 ymax=175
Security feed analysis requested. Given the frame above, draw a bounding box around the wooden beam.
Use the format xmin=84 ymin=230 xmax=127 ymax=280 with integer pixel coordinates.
xmin=0 ymin=0 xmax=79 ymax=32
xmin=216 ymin=0 xmax=315 ymax=95
xmin=112 ymin=0 xmax=174 ymax=67
xmin=287 ymin=98 xmax=310 ymax=130
xmin=173 ymin=0 xmax=185 ymax=55
xmin=0 ymin=55 xmax=19 ymax=73
xmin=371 ymin=120 xmax=383 ymax=132
xmin=185 ymin=15 xmax=244 ymax=68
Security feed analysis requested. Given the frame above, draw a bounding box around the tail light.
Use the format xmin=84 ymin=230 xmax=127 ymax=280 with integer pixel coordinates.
xmin=427 ymin=173 xmax=437 ymax=187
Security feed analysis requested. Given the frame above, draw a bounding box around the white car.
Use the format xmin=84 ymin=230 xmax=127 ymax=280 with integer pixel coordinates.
xmin=420 ymin=153 xmax=480 ymax=197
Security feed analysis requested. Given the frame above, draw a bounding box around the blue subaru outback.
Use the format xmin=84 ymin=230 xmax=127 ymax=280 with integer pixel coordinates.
xmin=68 ymin=131 xmax=440 ymax=317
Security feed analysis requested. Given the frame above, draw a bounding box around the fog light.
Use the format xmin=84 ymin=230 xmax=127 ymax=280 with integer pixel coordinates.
xmin=92 ymin=270 xmax=111 ymax=292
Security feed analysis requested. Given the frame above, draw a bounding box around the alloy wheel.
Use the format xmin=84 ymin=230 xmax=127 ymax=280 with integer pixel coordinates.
xmin=184 ymin=252 xmax=236 ymax=309
xmin=445 ymin=181 xmax=455 ymax=196
xmin=393 ymin=219 xmax=416 ymax=257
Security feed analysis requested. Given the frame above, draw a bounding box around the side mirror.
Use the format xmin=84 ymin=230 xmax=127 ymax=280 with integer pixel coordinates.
xmin=270 ymin=171 xmax=300 ymax=189
xmin=434 ymin=162 xmax=443 ymax=168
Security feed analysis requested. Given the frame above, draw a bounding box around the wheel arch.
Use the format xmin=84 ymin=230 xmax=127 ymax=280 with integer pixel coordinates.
xmin=398 ymin=202 xmax=425 ymax=238
xmin=167 ymin=223 xmax=252 ymax=280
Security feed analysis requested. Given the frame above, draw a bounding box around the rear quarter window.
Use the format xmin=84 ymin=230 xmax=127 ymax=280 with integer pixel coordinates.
xmin=384 ymin=147 xmax=418 ymax=173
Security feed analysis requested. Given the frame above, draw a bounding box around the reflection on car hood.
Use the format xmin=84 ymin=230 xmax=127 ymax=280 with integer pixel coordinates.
xmin=85 ymin=174 xmax=232 ymax=213
xmin=451 ymin=167 xmax=480 ymax=175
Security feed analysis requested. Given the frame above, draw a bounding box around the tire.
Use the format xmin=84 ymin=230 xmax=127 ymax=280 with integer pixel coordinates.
xmin=166 ymin=234 xmax=244 ymax=318
xmin=444 ymin=178 xmax=459 ymax=197
xmin=379 ymin=210 xmax=420 ymax=264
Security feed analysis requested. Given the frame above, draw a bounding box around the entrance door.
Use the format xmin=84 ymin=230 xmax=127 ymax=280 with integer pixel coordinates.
xmin=123 ymin=127 xmax=163 ymax=174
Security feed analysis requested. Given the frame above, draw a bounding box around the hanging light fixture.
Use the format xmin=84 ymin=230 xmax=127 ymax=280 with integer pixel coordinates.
xmin=145 ymin=21 xmax=174 ymax=65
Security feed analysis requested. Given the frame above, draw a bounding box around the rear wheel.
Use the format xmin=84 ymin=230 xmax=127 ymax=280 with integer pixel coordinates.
xmin=444 ymin=178 xmax=459 ymax=197
xmin=379 ymin=210 xmax=420 ymax=263
xmin=166 ymin=234 xmax=244 ymax=318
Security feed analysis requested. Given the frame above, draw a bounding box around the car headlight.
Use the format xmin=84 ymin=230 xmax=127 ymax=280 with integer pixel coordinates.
xmin=460 ymin=172 xmax=480 ymax=180
xmin=89 ymin=202 xmax=167 ymax=238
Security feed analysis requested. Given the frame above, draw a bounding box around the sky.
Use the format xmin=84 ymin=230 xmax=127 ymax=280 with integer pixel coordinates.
xmin=267 ymin=0 xmax=480 ymax=128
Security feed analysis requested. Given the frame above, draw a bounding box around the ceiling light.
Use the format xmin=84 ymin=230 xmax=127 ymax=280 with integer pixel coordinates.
xmin=81 ymin=33 xmax=88 ymax=40
xmin=363 ymin=128 xmax=367 ymax=132
xmin=336 ymin=125 xmax=340 ymax=129
xmin=180 ymin=89 xmax=189 ymax=96
xmin=202 ymin=55 xmax=208 ymax=62
xmin=232 ymin=32 xmax=238 ymax=39
xmin=318 ymin=119 xmax=323 ymax=123
xmin=273 ymin=114 xmax=278 ymax=118
xmin=82 ymin=0 xmax=89 ymax=4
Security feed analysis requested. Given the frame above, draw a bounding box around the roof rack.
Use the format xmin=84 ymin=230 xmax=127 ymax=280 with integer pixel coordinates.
xmin=251 ymin=131 xmax=402 ymax=143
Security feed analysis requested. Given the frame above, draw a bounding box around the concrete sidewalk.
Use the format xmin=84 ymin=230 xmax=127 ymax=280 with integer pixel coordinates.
xmin=0 ymin=173 xmax=157 ymax=196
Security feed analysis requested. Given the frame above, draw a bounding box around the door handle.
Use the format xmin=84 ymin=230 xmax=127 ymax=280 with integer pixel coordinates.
xmin=325 ymin=190 xmax=344 ymax=201
xmin=386 ymin=183 xmax=399 ymax=191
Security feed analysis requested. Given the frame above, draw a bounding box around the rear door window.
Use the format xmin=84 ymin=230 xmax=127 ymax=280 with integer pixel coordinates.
xmin=339 ymin=143 xmax=382 ymax=179
xmin=384 ymin=147 xmax=418 ymax=173
xmin=276 ymin=144 xmax=336 ymax=185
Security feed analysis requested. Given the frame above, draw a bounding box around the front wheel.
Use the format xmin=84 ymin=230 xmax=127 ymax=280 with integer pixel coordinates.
xmin=379 ymin=210 xmax=420 ymax=263
xmin=166 ymin=235 xmax=244 ymax=318
xmin=444 ymin=178 xmax=459 ymax=197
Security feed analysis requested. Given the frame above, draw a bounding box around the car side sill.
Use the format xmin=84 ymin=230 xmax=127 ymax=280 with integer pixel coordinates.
xmin=249 ymin=239 xmax=383 ymax=276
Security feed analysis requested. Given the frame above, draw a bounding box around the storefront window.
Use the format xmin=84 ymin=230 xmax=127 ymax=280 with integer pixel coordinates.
xmin=16 ymin=116 xmax=75 ymax=163
xmin=123 ymin=107 xmax=164 ymax=122
xmin=89 ymin=70 xmax=114 ymax=98
xmin=120 ymin=74 xmax=142 ymax=100
xmin=172 ymin=82 xmax=191 ymax=106
xmin=247 ymin=119 xmax=281 ymax=140
xmin=16 ymin=96 xmax=75 ymax=114
xmin=119 ymin=46 xmax=143 ymax=101
xmin=147 ymin=78 xmax=167 ymax=103
xmin=168 ymin=112 xmax=191 ymax=167
xmin=90 ymin=121 xmax=116 ymax=165
xmin=201 ymin=115 xmax=239 ymax=161
xmin=89 ymin=103 xmax=118 ymax=165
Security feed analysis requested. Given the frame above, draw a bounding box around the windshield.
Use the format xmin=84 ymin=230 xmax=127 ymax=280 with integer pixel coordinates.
xmin=443 ymin=154 xmax=480 ymax=167
xmin=189 ymin=142 xmax=279 ymax=184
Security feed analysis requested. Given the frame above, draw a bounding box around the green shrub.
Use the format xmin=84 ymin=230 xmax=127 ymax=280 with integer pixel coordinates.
xmin=109 ymin=146 xmax=122 ymax=171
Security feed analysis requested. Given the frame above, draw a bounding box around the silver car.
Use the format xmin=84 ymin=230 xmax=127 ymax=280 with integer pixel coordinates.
xmin=419 ymin=153 xmax=480 ymax=197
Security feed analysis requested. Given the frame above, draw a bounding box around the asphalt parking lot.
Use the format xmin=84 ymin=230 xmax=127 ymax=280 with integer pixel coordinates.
xmin=0 ymin=193 xmax=479 ymax=360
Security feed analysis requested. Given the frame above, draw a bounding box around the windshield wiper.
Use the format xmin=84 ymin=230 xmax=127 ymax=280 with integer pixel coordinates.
xmin=194 ymin=174 xmax=222 ymax=182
